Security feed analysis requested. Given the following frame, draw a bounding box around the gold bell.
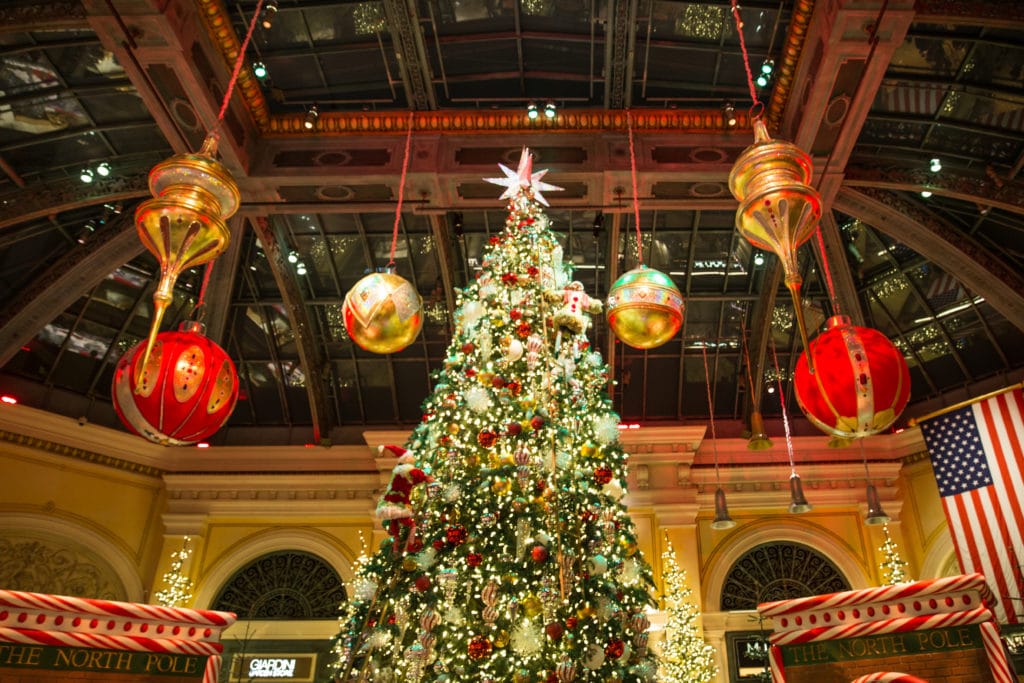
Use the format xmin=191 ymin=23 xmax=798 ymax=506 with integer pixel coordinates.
xmin=788 ymin=472 xmax=813 ymax=514
xmin=710 ymin=487 xmax=737 ymax=530
xmin=865 ymin=483 xmax=890 ymax=526
xmin=747 ymin=410 xmax=773 ymax=451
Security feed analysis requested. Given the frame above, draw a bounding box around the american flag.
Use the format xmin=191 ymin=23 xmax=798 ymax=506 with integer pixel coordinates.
xmin=919 ymin=386 xmax=1024 ymax=623
xmin=924 ymin=270 xmax=964 ymax=311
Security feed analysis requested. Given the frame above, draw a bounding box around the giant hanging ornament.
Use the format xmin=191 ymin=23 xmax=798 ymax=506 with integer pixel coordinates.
xmin=606 ymin=265 xmax=684 ymax=349
xmin=729 ymin=118 xmax=822 ymax=362
xmin=793 ymin=315 xmax=910 ymax=444
xmin=133 ymin=133 xmax=240 ymax=379
xmin=342 ymin=269 xmax=424 ymax=353
xmin=112 ymin=321 xmax=239 ymax=445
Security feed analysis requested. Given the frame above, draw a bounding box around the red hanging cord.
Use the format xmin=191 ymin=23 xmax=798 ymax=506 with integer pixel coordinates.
xmin=388 ymin=111 xmax=415 ymax=267
xmin=217 ymin=0 xmax=265 ymax=125
xmin=701 ymin=345 xmax=723 ymax=484
xmin=769 ymin=338 xmax=798 ymax=472
xmin=195 ymin=259 xmax=216 ymax=313
xmin=730 ymin=0 xmax=763 ymax=114
xmin=627 ymin=110 xmax=643 ymax=265
xmin=814 ymin=226 xmax=841 ymax=314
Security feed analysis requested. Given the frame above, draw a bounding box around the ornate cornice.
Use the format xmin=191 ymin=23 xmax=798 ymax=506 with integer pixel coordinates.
xmin=195 ymin=0 xmax=270 ymax=130
xmin=267 ymin=108 xmax=753 ymax=136
xmin=0 ymin=1 xmax=87 ymax=31
xmin=765 ymin=0 xmax=815 ymax=132
xmin=913 ymin=0 xmax=1024 ymax=26
xmin=0 ymin=430 xmax=164 ymax=478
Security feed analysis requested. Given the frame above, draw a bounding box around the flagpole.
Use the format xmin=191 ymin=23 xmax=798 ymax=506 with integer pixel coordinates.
xmin=908 ymin=381 xmax=1024 ymax=427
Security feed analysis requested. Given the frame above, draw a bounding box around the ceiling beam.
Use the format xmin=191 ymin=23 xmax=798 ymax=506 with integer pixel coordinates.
xmin=834 ymin=186 xmax=1024 ymax=332
xmin=604 ymin=0 xmax=638 ymax=110
xmin=844 ymin=165 xmax=1024 ymax=218
xmin=913 ymin=0 xmax=1024 ymax=30
xmin=0 ymin=173 xmax=149 ymax=230
xmin=381 ymin=0 xmax=436 ymax=110
xmin=0 ymin=1 xmax=87 ymax=31
xmin=250 ymin=216 xmax=333 ymax=446
xmin=199 ymin=215 xmax=247 ymax=346
xmin=0 ymin=213 xmax=144 ymax=367
xmin=816 ymin=212 xmax=865 ymax=326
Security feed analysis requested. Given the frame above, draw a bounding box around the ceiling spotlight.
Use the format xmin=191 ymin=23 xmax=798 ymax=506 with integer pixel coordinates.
xmin=543 ymin=101 xmax=556 ymax=119
xmin=296 ymin=262 xmax=308 ymax=276
xmin=261 ymin=0 xmax=278 ymax=30
xmin=723 ymin=101 xmax=737 ymax=127
xmin=929 ymin=157 xmax=942 ymax=172
xmin=79 ymin=168 xmax=94 ymax=183
xmin=753 ymin=252 xmax=765 ymax=266
xmin=96 ymin=162 xmax=111 ymax=177
xmin=253 ymin=61 xmax=268 ymax=79
xmin=304 ymin=104 xmax=319 ymax=130
xmin=287 ymin=251 xmax=299 ymax=264
xmin=761 ymin=59 xmax=774 ymax=75
xmin=451 ymin=212 xmax=464 ymax=237
xmin=756 ymin=74 xmax=769 ymax=88
xmin=527 ymin=102 xmax=539 ymax=120
xmin=920 ymin=190 xmax=933 ymax=198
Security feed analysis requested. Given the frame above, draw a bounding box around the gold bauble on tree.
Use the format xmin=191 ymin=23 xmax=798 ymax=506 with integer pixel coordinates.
xmin=606 ymin=265 xmax=684 ymax=349
xmin=133 ymin=133 xmax=240 ymax=379
xmin=729 ymin=118 xmax=822 ymax=362
xmin=343 ymin=269 xmax=424 ymax=353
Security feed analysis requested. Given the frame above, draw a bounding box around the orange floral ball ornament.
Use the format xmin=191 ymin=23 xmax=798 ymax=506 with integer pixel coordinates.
xmin=112 ymin=322 xmax=238 ymax=445
xmin=794 ymin=315 xmax=910 ymax=445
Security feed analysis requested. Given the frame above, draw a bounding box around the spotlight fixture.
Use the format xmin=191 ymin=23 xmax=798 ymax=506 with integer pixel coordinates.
xmin=526 ymin=102 xmax=539 ymax=120
xmin=920 ymin=190 xmax=933 ymax=198
xmin=451 ymin=212 xmax=464 ymax=237
xmin=79 ymin=168 xmax=94 ymax=183
xmin=753 ymin=252 xmax=765 ymax=266
xmin=592 ymin=212 xmax=605 ymax=235
xmin=543 ymin=101 xmax=556 ymax=119
xmin=929 ymin=157 xmax=942 ymax=172
xmin=756 ymin=73 xmax=769 ymax=88
xmin=304 ymin=104 xmax=319 ymax=130
xmin=723 ymin=101 xmax=737 ymax=127
xmin=253 ymin=61 xmax=268 ymax=79
xmin=96 ymin=162 xmax=111 ymax=177
xmin=76 ymin=220 xmax=97 ymax=245
xmin=761 ymin=59 xmax=774 ymax=75
xmin=287 ymin=251 xmax=299 ymax=264
xmin=261 ymin=0 xmax=278 ymax=30
xmin=296 ymin=261 xmax=307 ymax=276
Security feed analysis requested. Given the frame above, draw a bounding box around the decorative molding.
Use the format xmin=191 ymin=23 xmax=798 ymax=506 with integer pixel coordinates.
xmin=194 ymin=0 xmax=270 ymax=130
xmin=765 ymin=0 xmax=816 ymax=132
xmin=210 ymin=551 xmax=346 ymax=619
xmin=381 ymin=0 xmax=434 ymax=110
xmin=0 ymin=172 xmax=149 ymax=230
xmin=0 ymin=430 xmax=164 ymax=478
xmin=913 ymin=0 xmax=1024 ymax=27
xmin=266 ymin=108 xmax=753 ymax=136
xmin=0 ymin=535 xmax=125 ymax=601
xmin=606 ymin=0 xmax=636 ymax=110
xmin=0 ymin=1 xmax=87 ymax=31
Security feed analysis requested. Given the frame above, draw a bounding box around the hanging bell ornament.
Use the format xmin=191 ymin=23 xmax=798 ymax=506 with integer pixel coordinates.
xmin=793 ymin=315 xmax=911 ymax=445
xmin=342 ymin=269 xmax=424 ymax=353
xmin=133 ymin=133 xmax=240 ymax=385
xmin=606 ymin=265 xmax=684 ymax=349
xmin=746 ymin=410 xmax=773 ymax=451
xmin=729 ymin=118 xmax=822 ymax=367
xmin=112 ymin=321 xmax=239 ymax=445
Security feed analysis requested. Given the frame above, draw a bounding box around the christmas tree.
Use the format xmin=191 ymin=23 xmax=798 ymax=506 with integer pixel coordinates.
xmin=658 ymin=536 xmax=717 ymax=683
xmin=154 ymin=536 xmax=194 ymax=608
xmin=332 ymin=148 xmax=659 ymax=682
xmin=878 ymin=524 xmax=911 ymax=585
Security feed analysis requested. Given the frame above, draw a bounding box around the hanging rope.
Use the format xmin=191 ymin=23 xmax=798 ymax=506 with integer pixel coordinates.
xmin=730 ymin=0 xmax=764 ymax=117
xmin=701 ymin=345 xmax=723 ymax=485
xmin=192 ymin=258 xmax=217 ymax=321
xmin=769 ymin=338 xmax=798 ymax=473
xmin=626 ymin=110 xmax=643 ymax=265
xmin=388 ymin=111 xmax=415 ymax=268
xmin=216 ymin=0 xmax=265 ymax=125
xmin=814 ymin=226 xmax=841 ymax=314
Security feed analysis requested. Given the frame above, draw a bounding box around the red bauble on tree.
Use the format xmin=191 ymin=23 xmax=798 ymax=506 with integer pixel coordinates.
xmin=794 ymin=315 xmax=910 ymax=444
xmin=112 ymin=321 xmax=238 ymax=445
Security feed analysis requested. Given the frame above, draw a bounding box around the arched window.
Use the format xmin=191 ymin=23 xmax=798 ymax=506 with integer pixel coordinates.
xmin=211 ymin=551 xmax=346 ymax=619
xmin=719 ymin=541 xmax=851 ymax=611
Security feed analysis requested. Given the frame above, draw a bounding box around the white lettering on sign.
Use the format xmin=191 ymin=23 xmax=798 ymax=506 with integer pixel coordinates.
xmin=248 ymin=658 xmax=297 ymax=678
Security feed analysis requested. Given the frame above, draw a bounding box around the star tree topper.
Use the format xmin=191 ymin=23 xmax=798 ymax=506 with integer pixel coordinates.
xmin=485 ymin=146 xmax=563 ymax=206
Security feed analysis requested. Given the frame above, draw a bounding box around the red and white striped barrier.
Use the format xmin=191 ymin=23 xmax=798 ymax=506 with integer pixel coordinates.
xmin=850 ymin=673 xmax=928 ymax=683
xmin=0 ymin=590 xmax=235 ymax=683
xmin=768 ymin=606 xmax=992 ymax=646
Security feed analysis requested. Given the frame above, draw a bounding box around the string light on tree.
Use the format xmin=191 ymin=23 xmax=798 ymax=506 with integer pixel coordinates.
xmin=879 ymin=524 xmax=911 ymax=586
xmin=658 ymin=536 xmax=717 ymax=682
xmin=154 ymin=537 xmax=194 ymax=608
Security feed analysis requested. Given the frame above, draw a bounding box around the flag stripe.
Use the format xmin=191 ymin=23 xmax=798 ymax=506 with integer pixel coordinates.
xmin=921 ymin=386 xmax=1024 ymax=624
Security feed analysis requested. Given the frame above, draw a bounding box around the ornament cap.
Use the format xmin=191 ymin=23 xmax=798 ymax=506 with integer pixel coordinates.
xmin=179 ymin=320 xmax=207 ymax=336
xmin=825 ymin=314 xmax=852 ymax=330
xmin=752 ymin=117 xmax=771 ymax=144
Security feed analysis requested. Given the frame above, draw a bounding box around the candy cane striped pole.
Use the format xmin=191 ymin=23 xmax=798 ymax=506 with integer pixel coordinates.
xmin=769 ymin=644 xmax=785 ymax=683
xmin=850 ymin=674 xmax=928 ymax=683
xmin=979 ymin=621 xmax=1015 ymax=683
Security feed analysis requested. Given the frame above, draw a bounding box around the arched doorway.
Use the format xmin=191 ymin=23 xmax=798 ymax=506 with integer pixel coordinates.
xmin=210 ymin=550 xmax=347 ymax=619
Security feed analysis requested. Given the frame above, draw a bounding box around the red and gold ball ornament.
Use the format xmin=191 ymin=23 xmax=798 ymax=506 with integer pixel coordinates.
xmin=446 ymin=525 xmax=468 ymax=545
xmin=606 ymin=266 xmax=684 ymax=349
xmin=594 ymin=466 xmax=614 ymax=485
xmin=342 ymin=269 xmax=423 ymax=354
xmin=604 ymin=639 xmax=625 ymax=659
xmin=112 ymin=321 xmax=238 ymax=446
xmin=531 ymin=545 xmax=549 ymax=563
xmin=467 ymin=635 xmax=493 ymax=660
xmin=466 ymin=552 xmax=483 ymax=567
xmin=794 ymin=315 xmax=911 ymax=443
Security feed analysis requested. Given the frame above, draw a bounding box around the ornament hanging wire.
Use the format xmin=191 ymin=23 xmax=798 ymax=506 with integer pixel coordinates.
xmin=770 ymin=338 xmax=812 ymax=513
xmin=627 ymin=110 xmax=643 ymax=264
xmin=388 ymin=111 xmax=415 ymax=268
